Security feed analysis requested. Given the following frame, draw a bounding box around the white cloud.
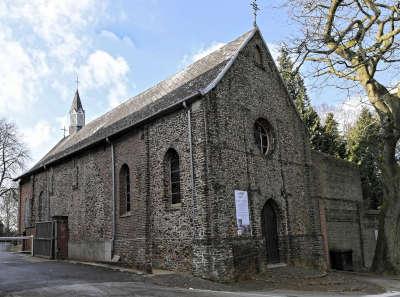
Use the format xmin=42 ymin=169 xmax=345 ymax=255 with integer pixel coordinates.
xmin=0 ymin=33 xmax=47 ymax=113
xmin=0 ymin=0 xmax=103 ymax=114
xmin=179 ymin=40 xmax=280 ymax=71
xmin=0 ymin=0 xmax=135 ymax=164
xmin=192 ymin=42 xmax=225 ymax=62
xmin=22 ymin=121 xmax=52 ymax=151
xmin=79 ymin=50 xmax=131 ymax=108
xmin=316 ymin=96 xmax=373 ymax=133
xmin=100 ymin=30 xmax=135 ymax=47
xmin=267 ymin=42 xmax=280 ymax=62
xmin=56 ymin=115 xmax=69 ymax=131
xmin=179 ymin=42 xmax=225 ymax=69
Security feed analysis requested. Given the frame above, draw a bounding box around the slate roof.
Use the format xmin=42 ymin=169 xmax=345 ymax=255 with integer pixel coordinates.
xmin=71 ymin=90 xmax=84 ymax=112
xmin=18 ymin=27 xmax=258 ymax=179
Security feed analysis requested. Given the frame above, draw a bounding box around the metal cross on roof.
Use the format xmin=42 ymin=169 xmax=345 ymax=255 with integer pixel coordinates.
xmin=251 ymin=0 xmax=260 ymax=27
xmin=75 ymin=73 xmax=80 ymax=91
xmin=61 ymin=126 xmax=67 ymax=138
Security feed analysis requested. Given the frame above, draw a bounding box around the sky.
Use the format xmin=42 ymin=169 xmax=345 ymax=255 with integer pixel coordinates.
xmin=0 ymin=0 xmax=376 ymax=167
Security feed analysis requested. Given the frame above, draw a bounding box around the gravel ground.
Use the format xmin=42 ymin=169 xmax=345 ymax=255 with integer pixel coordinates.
xmin=148 ymin=266 xmax=385 ymax=294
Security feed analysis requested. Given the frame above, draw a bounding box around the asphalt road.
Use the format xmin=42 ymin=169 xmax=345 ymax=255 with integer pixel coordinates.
xmin=0 ymin=252 xmax=399 ymax=297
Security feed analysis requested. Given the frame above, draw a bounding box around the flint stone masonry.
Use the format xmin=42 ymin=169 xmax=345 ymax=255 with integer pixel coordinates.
xmin=18 ymin=28 xmax=378 ymax=280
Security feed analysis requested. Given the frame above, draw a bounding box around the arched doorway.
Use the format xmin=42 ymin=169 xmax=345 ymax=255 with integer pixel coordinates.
xmin=262 ymin=200 xmax=280 ymax=264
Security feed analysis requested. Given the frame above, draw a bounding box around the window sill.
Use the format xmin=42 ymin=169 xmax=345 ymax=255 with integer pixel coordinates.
xmin=120 ymin=212 xmax=132 ymax=218
xmin=170 ymin=203 xmax=182 ymax=210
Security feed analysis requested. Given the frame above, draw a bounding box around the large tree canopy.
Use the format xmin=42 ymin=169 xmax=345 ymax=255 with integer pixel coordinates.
xmin=347 ymin=108 xmax=383 ymax=209
xmin=284 ymin=0 xmax=400 ymax=273
xmin=277 ymin=47 xmax=347 ymax=158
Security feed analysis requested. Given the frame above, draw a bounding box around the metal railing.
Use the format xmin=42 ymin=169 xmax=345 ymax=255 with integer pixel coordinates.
xmin=0 ymin=236 xmax=34 ymax=255
xmin=33 ymin=221 xmax=54 ymax=258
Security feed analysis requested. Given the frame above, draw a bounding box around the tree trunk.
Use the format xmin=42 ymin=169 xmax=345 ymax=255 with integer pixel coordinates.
xmin=371 ymin=134 xmax=400 ymax=274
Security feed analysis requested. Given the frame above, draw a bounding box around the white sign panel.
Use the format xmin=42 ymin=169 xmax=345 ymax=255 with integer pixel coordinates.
xmin=234 ymin=190 xmax=251 ymax=236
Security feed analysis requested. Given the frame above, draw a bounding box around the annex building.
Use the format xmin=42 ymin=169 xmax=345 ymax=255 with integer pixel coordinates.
xmin=17 ymin=27 xmax=379 ymax=280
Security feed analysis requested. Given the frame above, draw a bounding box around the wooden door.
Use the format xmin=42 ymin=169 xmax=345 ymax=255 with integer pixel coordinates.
xmin=55 ymin=216 xmax=68 ymax=259
xmin=263 ymin=201 xmax=280 ymax=264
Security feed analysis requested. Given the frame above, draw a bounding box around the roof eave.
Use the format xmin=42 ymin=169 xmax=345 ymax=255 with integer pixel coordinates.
xmin=200 ymin=27 xmax=258 ymax=95
xmin=14 ymin=27 xmax=259 ymax=182
xmin=14 ymin=90 xmax=203 ymax=181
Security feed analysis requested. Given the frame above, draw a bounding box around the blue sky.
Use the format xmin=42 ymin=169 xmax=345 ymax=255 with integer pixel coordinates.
xmin=0 ymin=0 xmax=369 ymax=166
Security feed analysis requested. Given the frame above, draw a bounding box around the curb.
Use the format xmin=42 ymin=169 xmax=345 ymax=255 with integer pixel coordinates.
xmin=64 ymin=260 xmax=146 ymax=275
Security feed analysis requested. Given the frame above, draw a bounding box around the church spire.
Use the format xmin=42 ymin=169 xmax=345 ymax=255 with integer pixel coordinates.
xmin=69 ymin=88 xmax=85 ymax=135
xmin=71 ymin=90 xmax=83 ymax=112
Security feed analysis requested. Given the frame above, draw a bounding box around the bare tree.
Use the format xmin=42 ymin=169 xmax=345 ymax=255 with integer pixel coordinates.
xmin=0 ymin=119 xmax=29 ymax=234
xmin=0 ymin=188 xmax=18 ymax=235
xmin=283 ymin=0 xmax=400 ymax=273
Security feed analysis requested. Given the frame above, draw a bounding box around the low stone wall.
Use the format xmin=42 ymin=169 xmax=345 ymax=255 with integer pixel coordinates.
xmin=311 ymin=151 xmax=366 ymax=270
xmin=68 ymin=240 xmax=112 ymax=262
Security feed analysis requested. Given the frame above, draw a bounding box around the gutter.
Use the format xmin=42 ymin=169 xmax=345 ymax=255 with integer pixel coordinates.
xmin=106 ymin=137 xmax=116 ymax=258
xmin=183 ymin=101 xmax=198 ymax=240
xmin=14 ymin=91 xmax=202 ymax=181
xmin=15 ymin=27 xmax=260 ymax=182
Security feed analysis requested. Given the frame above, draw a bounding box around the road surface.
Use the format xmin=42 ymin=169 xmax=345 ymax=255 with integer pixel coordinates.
xmin=0 ymin=252 xmax=398 ymax=297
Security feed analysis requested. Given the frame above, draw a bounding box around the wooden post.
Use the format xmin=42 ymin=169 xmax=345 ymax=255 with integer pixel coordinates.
xmin=31 ymin=235 xmax=34 ymax=256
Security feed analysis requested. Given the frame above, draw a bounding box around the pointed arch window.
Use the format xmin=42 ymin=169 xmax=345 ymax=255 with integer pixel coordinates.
xmin=38 ymin=191 xmax=44 ymax=221
xmin=165 ymin=149 xmax=181 ymax=205
xmin=254 ymin=45 xmax=264 ymax=69
xmin=119 ymin=164 xmax=131 ymax=215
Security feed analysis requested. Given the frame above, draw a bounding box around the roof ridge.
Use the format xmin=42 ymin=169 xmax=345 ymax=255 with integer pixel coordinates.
xmin=17 ymin=27 xmax=258 ymax=180
xmin=201 ymin=27 xmax=257 ymax=95
xmin=101 ymin=28 xmax=257 ymax=119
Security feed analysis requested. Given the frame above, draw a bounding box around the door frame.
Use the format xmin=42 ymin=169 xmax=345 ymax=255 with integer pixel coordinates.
xmin=261 ymin=199 xmax=281 ymax=264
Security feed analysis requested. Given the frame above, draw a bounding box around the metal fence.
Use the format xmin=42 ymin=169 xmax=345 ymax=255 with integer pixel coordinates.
xmin=0 ymin=236 xmax=33 ymax=254
xmin=33 ymin=221 xmax=54 ymax=258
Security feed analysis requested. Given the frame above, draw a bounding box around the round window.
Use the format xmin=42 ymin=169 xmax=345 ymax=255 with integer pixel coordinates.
xmin=254 ymin=118 xmax=275 ymax=156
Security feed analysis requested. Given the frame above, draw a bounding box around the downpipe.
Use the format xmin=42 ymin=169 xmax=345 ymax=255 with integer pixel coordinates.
xmin=183 ymin=101 xmax=198 ymax=241
xmin=107 ymin=137 xmax=116 ymax=258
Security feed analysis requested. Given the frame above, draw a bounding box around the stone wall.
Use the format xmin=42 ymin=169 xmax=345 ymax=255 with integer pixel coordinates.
xmin=19 ymin=144 xmax=114 ymax=262
xmin=311 ymin=150 xmax=372 ymax=270
xmin=18 ymin=30 xmax=351 ymax=280
xmin=197 ymin=31 xmax=326 ymax=280
xmin=18 ymin=179 xmax=32 ymax=232
xmin=18 ymin=101 xmax=207 ymax=273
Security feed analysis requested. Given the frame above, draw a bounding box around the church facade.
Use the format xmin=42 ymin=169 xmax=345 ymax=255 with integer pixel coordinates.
xmin=17 ymin=28 xmax=378 ymax=280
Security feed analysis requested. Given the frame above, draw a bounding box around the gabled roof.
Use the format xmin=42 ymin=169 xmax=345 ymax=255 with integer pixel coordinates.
xmin=18 ymin=27 xmax=258 ymax=180
xmin=70 ymin=90 xmax=84 ymax=112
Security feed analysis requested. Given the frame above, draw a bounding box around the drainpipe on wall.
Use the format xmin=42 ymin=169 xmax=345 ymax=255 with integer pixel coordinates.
xmin=183 ymin=101 xmax=198 ymax=240
xmin=107 ymin=137 xmax=116 ymax=259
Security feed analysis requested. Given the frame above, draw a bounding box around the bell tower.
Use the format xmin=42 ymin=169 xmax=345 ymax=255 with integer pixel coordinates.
xmin=69 ymin=89 xmax=85 ymax=135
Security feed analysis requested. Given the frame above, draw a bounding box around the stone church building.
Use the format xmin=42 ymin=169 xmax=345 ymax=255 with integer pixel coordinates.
xmin=17 ymin=27 xmax=379 ymax=280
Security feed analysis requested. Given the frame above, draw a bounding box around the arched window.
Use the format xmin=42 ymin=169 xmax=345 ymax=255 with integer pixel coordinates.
xmin=38 ymin=191 xmax=44 ymax=221
xmin=165 ymin=149 xmax=181 ymax=205
xmin=254 ymin=118 xmax=275 ymax=156
xmin=24 ymin=197 xmax=31 ymax=227
xmin=119 ymin=164 xmax=131 ymax=215
xmin=254 ymin=45 xmax=263 ymax=68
